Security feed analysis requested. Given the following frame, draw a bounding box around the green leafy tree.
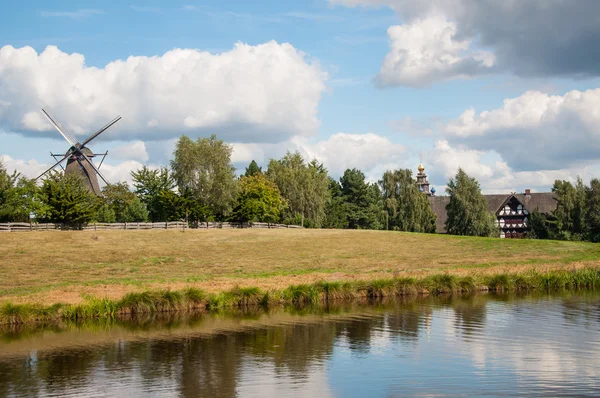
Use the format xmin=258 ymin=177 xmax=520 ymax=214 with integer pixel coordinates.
xmin=96 ymin=203 xmax=117 ymax=223
xmin=131 ymin=166 xmax=175 ymax=222
xmin=552 ymin=179 xmax=588 ymax=240
xmin=39 ymin=172 xmax=100 ymax=224
xmin=0 ymin=160 xmax=19 ymax=221
xmin=527 ymin=210 xmax=551 ymax=239
xmin=0 ymin=175 xmax=49 ymax=222
xmin=101 ymin=182 xmax=149 ymax=222
xmin=156 ymin=188 xmax=210 ymax=223
xmin=244 ymin=160 xmax=262 ymax=177
xmin=574 ymin=177 xmax=588 ymax=234
xmin=156 ymin=190 xmax=185 ymax=221
xmin=323 ymin=177 xmax=349 ymax=229
xmin=232 ymin=173 xmax=285 ymax=222
xmin=379 ymin=169 xmax=436 ymax=233
xmin=340 ymin=168 xmax=383 ymax=230
xmin=586 ymin=178 xmax=600 ymax=242
xmin=0 ymin=160 xmax=48 ymax=222
xmin=266 ymin=152 xmax=329 ymax=227
xmin=171 ymin=134 xmax=237 ymax=219
xmin=445 ymin=168 xmax=497 ymax=237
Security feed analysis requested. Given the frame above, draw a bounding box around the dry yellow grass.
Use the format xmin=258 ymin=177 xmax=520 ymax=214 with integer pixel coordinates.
xmin=1 ymin=229 xmax=599 ymax=305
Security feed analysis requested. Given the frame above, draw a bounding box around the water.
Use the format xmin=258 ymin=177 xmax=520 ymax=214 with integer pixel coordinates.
xmin=1 ymin=292 xmax=600 ymax=397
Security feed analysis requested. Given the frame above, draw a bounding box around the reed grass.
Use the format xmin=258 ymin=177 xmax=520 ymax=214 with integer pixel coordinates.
xmin=2 ymin=267 xmax=600 ymax=326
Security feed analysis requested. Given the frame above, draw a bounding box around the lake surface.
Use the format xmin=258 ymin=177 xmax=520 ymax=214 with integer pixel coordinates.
xmin=1 ymin=292 xmax=600 ymax=397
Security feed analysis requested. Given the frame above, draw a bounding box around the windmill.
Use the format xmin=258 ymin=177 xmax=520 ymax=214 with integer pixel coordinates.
xmin=36 ymin=108 xmax=121 ymax=196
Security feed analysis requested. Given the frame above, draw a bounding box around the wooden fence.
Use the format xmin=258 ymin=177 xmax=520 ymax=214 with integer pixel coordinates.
xmin=0 ymin=221 xmax=303 ymax=232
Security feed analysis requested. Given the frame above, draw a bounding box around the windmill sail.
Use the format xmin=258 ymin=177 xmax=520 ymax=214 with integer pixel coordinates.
xmin=36 ymin=108 xmax=121 ymax=196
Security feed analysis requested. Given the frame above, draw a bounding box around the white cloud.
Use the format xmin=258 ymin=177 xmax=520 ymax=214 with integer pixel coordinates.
xmin=111 ymin=141 xmax=149 ymax=162
xmin=230 ymin=133 xmax=407 ymax=181
xmin=332 ymin=0 xmax=600 ymax=82
xmin=100 ymin=160 xmax=147 ymax=187
xmin=445 ymin=88 xmax=600 ymax=171
xmin=0 ymin=43 xmax=327 ymax=143
xmin=40 ymin=9 xmax=104 ymax=19
xmin=376 ymin=15 xmax=494 ymax=87
xmin=430 ymin=140 xmax=494 ymax=181
xmin=427 ymin=140 xmax=600 ymax=194
xmin=231 ymin=143 xmax=266 ymax=165
xmin=297 ymin=133 xmax=405 ymax=179
xmin=0 ymin=155 xmax=47 ymax=179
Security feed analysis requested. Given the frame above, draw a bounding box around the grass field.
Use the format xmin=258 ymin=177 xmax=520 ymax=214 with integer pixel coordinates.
xmin=1 ymin=228 xmax=600 ymax=308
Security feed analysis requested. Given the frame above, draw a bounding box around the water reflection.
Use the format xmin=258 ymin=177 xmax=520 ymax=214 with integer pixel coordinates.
xmin=1 ymin=292 xmax=600 ymax=397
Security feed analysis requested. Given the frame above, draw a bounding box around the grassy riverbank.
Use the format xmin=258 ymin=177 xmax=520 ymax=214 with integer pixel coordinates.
xmin=1 ymin=229 xmax=599 ymax=324
xmin=2 ymin=268 xmax=600 ymax=325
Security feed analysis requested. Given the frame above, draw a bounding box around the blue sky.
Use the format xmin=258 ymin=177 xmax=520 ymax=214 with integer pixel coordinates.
xmin=2 ymin=0 xmax=600 ymax=193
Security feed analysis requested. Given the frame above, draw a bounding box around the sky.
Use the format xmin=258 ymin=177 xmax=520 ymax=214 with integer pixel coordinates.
xmin=1 ymin=0 xmax=600 ymax=193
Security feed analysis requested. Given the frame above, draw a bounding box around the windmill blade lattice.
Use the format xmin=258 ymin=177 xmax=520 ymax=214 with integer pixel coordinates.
xmin=36 ymin=108 xmax=121 ymax=196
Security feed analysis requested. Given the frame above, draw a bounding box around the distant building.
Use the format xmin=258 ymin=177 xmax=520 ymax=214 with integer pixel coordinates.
xmin=419 ymin=164 xmax=558 ymax=238
xmin=416 ymin=163 xmax=432 ymax=195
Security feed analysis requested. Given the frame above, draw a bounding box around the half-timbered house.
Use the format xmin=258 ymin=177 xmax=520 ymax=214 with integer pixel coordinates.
xmin=427 ymin=190 xmax=557 ymax=237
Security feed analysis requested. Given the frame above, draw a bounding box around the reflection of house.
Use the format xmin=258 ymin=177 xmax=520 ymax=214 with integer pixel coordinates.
xmin=428 ymin=190 xmax=557 ymax=237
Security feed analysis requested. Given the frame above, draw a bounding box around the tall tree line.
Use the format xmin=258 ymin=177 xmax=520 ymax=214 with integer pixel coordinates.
xmin=2 ymin=134 xmax=597 ymax=241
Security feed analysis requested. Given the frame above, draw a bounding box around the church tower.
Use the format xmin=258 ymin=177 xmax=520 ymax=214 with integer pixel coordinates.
xmin=416 ymin=163 xmax=432 ymax=195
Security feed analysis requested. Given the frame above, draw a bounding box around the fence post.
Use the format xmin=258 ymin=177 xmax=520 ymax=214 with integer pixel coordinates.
xmin=30 ymin=221 xmax=32 ymax=231
xmin=165 ymin=221 xmax=168 ymax=230
xmin=8 ymin=223 xmax=11 ymax=232
xmin=124 ymin=222 xmax=127 ymax=230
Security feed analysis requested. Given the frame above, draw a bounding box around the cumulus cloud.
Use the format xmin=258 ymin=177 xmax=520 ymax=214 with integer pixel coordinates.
xmin=0 ymin=43 xmax=327 ymax=143
xmin=0 ymin=155 xmax=47 ymax=179
xmin=376 ymin=15 xmax=494 ymax=87
xmin=430 ymin=140 xmax=494 ymax=181
xmin=111 ymin=141 xmax=149 ymax=162
xmin=100 ymin=160 xmax=147 ymax=187
xmin=231 ymin=133 xmax=407 ymax=181
xmin=332 ymin=0 xmax=600 ymax=83
xmin=445 ymin=88 xmax=600 ymax=171
xmin=297 ymin=132 xmax=405 ymax=179
xmin=426 ymin=140 xmax=600 ymax=194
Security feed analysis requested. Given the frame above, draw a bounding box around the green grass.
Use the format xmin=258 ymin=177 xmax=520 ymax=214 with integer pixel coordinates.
xmin=3 ymin=267 xmax=597 ymax=326
xmin=2 ymin=229 xmax=600 ymax=303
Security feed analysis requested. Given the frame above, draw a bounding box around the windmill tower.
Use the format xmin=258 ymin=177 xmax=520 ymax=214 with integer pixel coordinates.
xmin=36 ymin=108 xmax=121 ymax=195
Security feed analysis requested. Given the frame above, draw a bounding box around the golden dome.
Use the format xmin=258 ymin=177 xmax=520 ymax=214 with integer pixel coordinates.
xmin=418 ymin=163 xmax=425 ymax=172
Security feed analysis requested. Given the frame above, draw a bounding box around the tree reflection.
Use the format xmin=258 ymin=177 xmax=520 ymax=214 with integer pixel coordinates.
xmin=452 ymin=295 xmax=487 ymax=341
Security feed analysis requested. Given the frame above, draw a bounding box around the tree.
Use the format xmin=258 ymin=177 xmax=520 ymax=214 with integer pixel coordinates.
xmin=340 ymin=168 xmax=383 ymax=230
xmin=586 ymin=178 xmax=600 ymax=242
xmin=131 ymin=166 xmax=176 ymax=222
xmin=0 ymin=160 xmax=49 ymax=222
xmin=379 ymin=169 xmax=436 ymax=233
xmin=574 ymin=177 xmax=588 ymax=234
xmin=445 ymin=168 xmax=497 ymax=237
xmin=232 ymin=173 xmax=285 ymax=222
xmin=266 ymin=152 xmax=329 ymax=227
xmin=0 ymin=175 xmax=49 ymax=223
xmin=0 ymin=160 xmax=19 ymax=221
xmin=527 ymin=210 xmax=551 ymax=239
xmin=323 ymin=177 xmax=349 ymax=229
xmin=39 ymin=172 xmax=100 ymax=224
xmin=101 ymin=182 xmax=148 ymax=222
xmin=244 ymin=160 xmax=262 ymax=177
xmin=96 ymin=203 xmax=117 ymax=223
xmin=171 ymin=134 xmax=237 ymax=219
xmin=552 ymin=178 xmax=587 ymax=240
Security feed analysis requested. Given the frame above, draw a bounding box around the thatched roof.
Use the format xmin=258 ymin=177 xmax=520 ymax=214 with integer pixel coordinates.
xmin=428 ymin=192 xmax=558 ymax=233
